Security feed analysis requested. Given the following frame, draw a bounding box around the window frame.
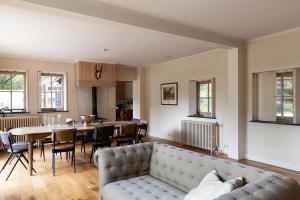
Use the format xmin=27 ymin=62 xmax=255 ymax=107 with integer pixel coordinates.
xmin=196 ymin=80 xmax=213 ymax=117
xmin=276 ymin=71 xmax=294 ymax=123
xmin=39 ymin=72 xmax=68 ymax=112
xmin=0 ymin=70 xmax=27 ymax=113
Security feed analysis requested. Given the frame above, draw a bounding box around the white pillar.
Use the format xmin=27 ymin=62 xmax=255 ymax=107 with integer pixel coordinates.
xmin=226 ymin=47 xmax=245 ymax=160
xmin=133 ymin=67 xmax=146 ymax=120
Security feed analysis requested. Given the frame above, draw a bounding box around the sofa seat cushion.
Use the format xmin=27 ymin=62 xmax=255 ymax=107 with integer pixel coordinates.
xmin=102 ymin=175 xmax=186 ymax=200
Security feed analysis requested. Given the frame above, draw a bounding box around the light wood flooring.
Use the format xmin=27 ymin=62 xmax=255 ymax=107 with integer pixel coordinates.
xmin=0 ymin=136 xmax=300 ymax=200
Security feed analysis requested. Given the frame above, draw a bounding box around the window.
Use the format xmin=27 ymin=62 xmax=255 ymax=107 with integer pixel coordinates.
xmin=276 ymin=72 xmax=294 ymax=121
xmin=39 ymin=72 xmax=68 ymax=112
xmin=197 ymin=80 xmax=212 ymax=117
xmin=253 ymin=69 xmax=297 ymax=124
xmin=0 ymin=71 xmax=26 ymax=113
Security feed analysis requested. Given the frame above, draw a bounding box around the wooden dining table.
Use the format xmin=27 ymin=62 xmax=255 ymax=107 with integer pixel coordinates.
xmin=10 ymin=121 xmax=143 ymax=176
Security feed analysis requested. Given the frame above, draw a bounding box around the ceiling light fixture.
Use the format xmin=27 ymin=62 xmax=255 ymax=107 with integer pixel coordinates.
xmin=101 ymin=48 xmax=109 ymax=52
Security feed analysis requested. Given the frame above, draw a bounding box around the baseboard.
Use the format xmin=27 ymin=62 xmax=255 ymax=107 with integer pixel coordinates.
xmin=245 ymin=154 xmax=300 ymax=172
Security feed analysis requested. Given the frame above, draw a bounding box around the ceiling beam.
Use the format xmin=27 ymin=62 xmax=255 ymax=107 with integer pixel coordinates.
xmin=20 ymin=0 xmax=243 ymax=48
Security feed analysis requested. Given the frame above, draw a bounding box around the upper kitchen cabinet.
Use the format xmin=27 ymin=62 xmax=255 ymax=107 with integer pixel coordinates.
xmin=74 ymin=61 xmax=116 ymax=87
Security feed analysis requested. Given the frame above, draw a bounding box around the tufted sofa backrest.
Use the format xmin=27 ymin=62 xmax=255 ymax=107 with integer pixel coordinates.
xmin=149 ymin=143 xmax=269 ymax=193
xmin=95 ymin=142 xmax=153 ymax=188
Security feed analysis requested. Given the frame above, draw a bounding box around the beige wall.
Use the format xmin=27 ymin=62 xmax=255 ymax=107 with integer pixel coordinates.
xmin=116 ymin=64 xmax=137 ymax=81
xmin=0 ymin=57 xmax=78 ymax=122
xmin=245 ymin=29 xmax=300 ymax=171
xmin=146 ymin=50 xmax=229 ymax=145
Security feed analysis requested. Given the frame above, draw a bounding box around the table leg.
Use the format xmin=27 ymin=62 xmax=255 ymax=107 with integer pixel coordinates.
xmin=28 ymin=141 xmax=33 ymax=176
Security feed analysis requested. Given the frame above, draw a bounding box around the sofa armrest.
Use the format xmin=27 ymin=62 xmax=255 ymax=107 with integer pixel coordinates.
xmin=94 ymin=142 xmax=153 ymax=189
xmin=215 ymin=173 xmax=300 ymax=200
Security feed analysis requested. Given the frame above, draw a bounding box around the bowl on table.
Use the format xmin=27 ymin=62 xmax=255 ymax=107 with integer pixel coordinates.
xmin=80 ymin=115 xmax=95 ymax=125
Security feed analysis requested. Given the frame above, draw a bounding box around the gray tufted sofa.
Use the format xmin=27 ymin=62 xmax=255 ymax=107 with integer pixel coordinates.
xmin=94 ymin=142 xmax=300 ymax=200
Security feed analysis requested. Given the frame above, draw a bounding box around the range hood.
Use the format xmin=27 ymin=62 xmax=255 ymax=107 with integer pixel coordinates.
xmin=75 ymin=61 xmax=116 ymax=87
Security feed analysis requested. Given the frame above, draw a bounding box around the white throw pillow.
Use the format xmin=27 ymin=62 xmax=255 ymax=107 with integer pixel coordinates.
xmin=184 ymin=170 xmax=244 ymax=200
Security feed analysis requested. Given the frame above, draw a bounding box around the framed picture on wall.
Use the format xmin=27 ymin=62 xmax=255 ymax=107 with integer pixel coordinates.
xmin=161 ymin=82 xmax=178 ymax=105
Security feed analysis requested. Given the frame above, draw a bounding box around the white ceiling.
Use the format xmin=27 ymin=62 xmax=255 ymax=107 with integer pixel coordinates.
xmin=1 ymin=0 xmax=300 ymax=66
xmin=0 ymin=1 xmax=214 ymax=66
xmin=95 ymin=0 xmax=300 ymax=40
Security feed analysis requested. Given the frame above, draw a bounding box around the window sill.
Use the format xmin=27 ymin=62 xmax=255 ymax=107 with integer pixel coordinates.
xmin=187 ymin=114 xmax=216 ymax=119
xmin=250 ymin=120 xmax=300 ymax=126
xmin=0 ymin=112 xmax=30 ymax=116
xmin=38 ymin=110 xmax=69 ymax=113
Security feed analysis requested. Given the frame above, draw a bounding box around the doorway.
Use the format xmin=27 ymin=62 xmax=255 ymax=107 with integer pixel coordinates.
xmin=116 ymin=81 xmax=133 ymax=121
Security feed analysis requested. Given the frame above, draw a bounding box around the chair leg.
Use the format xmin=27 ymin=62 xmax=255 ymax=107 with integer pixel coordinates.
xmin=71 ymin=151 xmax=73 ymax=166
xmin=90 ymin=147 xmax=94 ymax=163
xmin=9 ymin=155 xmax=15 ymax=165
xmin=6 ymin=155 xmax=21 ymax=181
xmin=83 ymin=141 xmax=86 ymax=157
xmin=42 ymin=143 xmax=45 ymax=162
xmin=73 ymin=150 xmax=76 ymax=173
xmin=21 ymin=154 xmax=37 ymax=173
xmin=52 ymin=152 xmax=55 ymax=176
xmin=18 ymin=155 xmax=27 ymax=170
xmin=0 ymin=153 xmax=14 ymax=174
xmin=40 ymin=143 xmax=43 ymax=157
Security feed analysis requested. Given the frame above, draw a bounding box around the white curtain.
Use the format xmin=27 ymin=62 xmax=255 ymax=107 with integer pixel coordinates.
xmin=258 ymin=72 xmax=276 ymax=121
xmin=188 ymin=80 xmax=197 ymax=115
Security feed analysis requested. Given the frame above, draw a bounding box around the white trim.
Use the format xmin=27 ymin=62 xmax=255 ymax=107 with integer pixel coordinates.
xmin=245 ymin=154 xmax=300 ymax=172
xmin=248 ymin=26 xmax=300 ymax=43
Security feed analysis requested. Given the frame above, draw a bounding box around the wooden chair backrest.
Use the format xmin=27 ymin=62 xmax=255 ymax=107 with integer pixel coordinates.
xmin=94 ymin=125 xmax=115 ymax=142
xmin=122 ymin=123 xmax=137 ymax=137
xmin=137 ymin=123 xmax=148 ymax=136
xmin=52 ymin=128 xmax=76 ymax=143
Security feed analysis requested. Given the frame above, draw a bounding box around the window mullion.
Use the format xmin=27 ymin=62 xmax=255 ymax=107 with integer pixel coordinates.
xmin=51 ymin=75 xmax=53 ymax=108
xmin=208 ymin=83 xmax=210 ymax=113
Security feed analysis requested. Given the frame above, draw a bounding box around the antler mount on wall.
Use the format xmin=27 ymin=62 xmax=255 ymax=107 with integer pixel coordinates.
xmin=75 ymin=61 xmax=116 ymax=87
xmin=95 ymin=63 xmax=103 ymax=79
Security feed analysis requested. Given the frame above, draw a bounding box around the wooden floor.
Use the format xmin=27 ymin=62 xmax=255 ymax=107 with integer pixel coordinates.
xmin=0 ymin=144 xmax=99 ymax=200
xmin=0 ymin=137 xmax=300 ymax=200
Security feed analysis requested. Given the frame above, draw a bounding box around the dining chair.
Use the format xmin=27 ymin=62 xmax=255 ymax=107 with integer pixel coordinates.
xmin=90 ymin=125 xmax=115 ymax=163
xmin=0 ymin=132 xmax=36 ymax=181
xmin=40 ymin=136 xmax=53 ymax=162
xmin=51 ymin=128 xmax=76 ymax=176
xmin=137 ymin=122 xmax=148 ymax=143
xmin=116 ymin=123 xmax=137 ymax=146
xmin=76 ymin=133 xmax=86 ymax=154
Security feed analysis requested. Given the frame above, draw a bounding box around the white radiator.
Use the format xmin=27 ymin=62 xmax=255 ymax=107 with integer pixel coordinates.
xmin=0 ymin=115 xmax=40 ymax=142
xmin=181 ymin=120 xmax=220 ymax=153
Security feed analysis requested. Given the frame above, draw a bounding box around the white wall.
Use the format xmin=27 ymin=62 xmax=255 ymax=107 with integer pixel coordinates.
xmin=146 ymin=50 xmax=229 ymax=145
xmin=245 ymin=29 xmax=300 ymax=171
